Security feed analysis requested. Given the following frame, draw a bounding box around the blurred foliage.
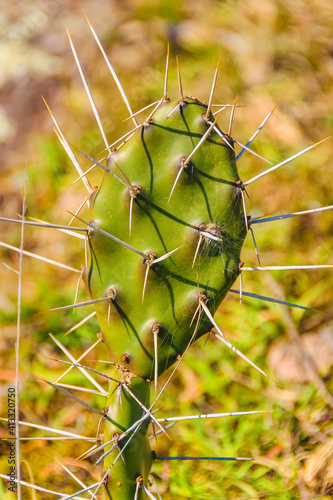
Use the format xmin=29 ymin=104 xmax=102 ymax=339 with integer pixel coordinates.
xmin=1 ymin=0 xmax=333 ymax=498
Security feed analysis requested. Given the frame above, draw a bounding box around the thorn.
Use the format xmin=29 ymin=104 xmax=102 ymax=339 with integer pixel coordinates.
xmin=249 ymin=226 xmax=261 ymax=265
xmin=123 ymin=100 xmax=160 ymax=122
xmin=49 ymin=333 xmax=105 ymax=394
xmin=199 ymin=298 xmax=271 ymax=379
xmin=156 ymin=410 xmax=270 ymax=423
xmin=168 ymin=119 xmax=217 ymax=202
xmin=84 ymin=13 xmax=138 ymax=126
xmin=163 ymin=43 xmax=170 ymax=100
xmin=42 ymin=97 xmax=93 ymax=195
xmin=250 ymin=204 xmax=333 ymax=225
xmin=242 ymin=264 xmax=333 ymax=271
xmin=176 ymin=56 xmax=184 ymax=105
xmin=243 ymin=137 xmax=331 ymax=187
xmin=205 ymin=55 xmax=221 ymax=119
xmin=192 ymin=234 xmax=203 ymax=268
xmin=0 ymin=241 xmax=81 ymax=273
xmin=66 ymin=26 xmax=109 ymax=150
xmin=152 ymin=323 xmax=160 ymax=399
xmin=236 ymin=103 xmax=279 ymax=161
xmin=227 ymin=95 xmax=240 ymax=137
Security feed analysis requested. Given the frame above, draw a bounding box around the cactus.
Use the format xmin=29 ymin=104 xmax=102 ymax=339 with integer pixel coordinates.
xmin=1 ymin=14 xmax=332 ymax=500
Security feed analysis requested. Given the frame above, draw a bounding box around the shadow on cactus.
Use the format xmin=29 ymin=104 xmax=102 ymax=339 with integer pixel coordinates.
xmin=1 ymin=16 xmax=332 ymax=500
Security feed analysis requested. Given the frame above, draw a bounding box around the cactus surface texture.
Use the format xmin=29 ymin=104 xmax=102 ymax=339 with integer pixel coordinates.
xmin=1 ymin=10 xmax=333 ymax=500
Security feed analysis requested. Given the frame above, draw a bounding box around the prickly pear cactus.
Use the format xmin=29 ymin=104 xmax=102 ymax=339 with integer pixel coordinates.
xmin=85 ymin=97 xmax=246 ymax=498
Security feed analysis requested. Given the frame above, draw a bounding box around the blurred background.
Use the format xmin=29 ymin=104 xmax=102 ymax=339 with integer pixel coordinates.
xmin=0 ymin=0 xmax=333 ymax=498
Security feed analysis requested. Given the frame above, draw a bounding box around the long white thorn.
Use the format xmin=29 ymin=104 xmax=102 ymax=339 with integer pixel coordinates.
xmin=124 ymin=100 xmax=160 ymax=122
xmin=192 ymin=233 xmax=203 ymax=268
xmin=249 ymin=226 xmax=261 ymax=265
xmin=156 ymin=410 xmax=269 ymax=423
xmin=243 ymin=137 xmax=331 ymax=187
xmin=0 ymin=418 xmax=94 ymax=440
xmin=67 ymin=27 xmax=109 ymax=150
xmin=47 ymin=297 xmax=108 ymax=312
xmin=15 ymin=171 xmax=26 ymax=497
xmin=240 ymin=188 xmax=248 ymax=230
xmin=199 ymin=299 xmax=270 ymax=379
xmin=56 ymin=383 xmax=107 ymax=396
xmin=0 ymin=241 xmax=81 ymax=273
xmin=242 ymin=265 xmax=333 ymax=271
xmin=59 ymin=461 xmax=97 ymax=499
xmin=155 ymin=455 xmax=252 ymax=462
xmin=229 ymin=288 xmax=313 ymax=311
xmin=176 ymin=56 xmax=184 ymax=104
xmin=49 ymin=333 xmax=105 ymax=394
xmin=236 ymin=103 xmax=279 ymax=161
xmin=250 ymin=204 xmax=333 ymax=225
xmin=141 ymin=484 xmax=159 ymax=500
xmin=205 ymin=55 xmax=221 ymax=118
xmin=168 ymin=119 xmax=217 ymax=202
xmin=45 ymin=380 xmax=106 ymax=416
xmin=163 ymin=43 xmax=170 ymax=100
xmin=227 ymin=96 xmax=240 ymax=137
xmin=84 ymin=13 xmax=138 ymax=126
xmin=234 ymin=137 xmax=273 ymax=165
xmin=106 ymin=123 xmax=143 ymax=150
xmin=0 ymin=474 xmax=88 ymax=499
xmin=54 ymin=337 xmax=102 ymax=385
xmin=0 ymin=217 xmax=87 ymax=237
xmin=42 ymin=97 xmax=92 ymax=194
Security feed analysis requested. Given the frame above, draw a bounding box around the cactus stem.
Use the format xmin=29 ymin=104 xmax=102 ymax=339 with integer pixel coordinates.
xmin=236 ymin=103 xmax=279 ymax=161
xmin=250 ymin=204 xmax=333 ymax=225
xmin=67 ymin=26 xmax=109 ymax=150
xmin=84 ymin=13 xmax=138 ymax=127
xmin=42 ymin=98 xmax=92 ymax=195
xmin=163 ymin=43 xmax=170 ymax=100
xmin=54 ymin=336 xmax=102 ymax=385
xmin=0 ymin=241 xmax=81 ymax=273
xmin=243 ymin=136 xmax=331 ymax=186
xmin=88 ymin=411 xmax=154 ymax=462
xmin=205 ymin=55 xmax=221 ymax=119
xmin=64 ymin=311 xmax=96 ymax=336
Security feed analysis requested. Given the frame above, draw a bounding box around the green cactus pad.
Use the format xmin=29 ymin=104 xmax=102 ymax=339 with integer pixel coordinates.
xmin=84 ymin=97 xmax=247 ymax=381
